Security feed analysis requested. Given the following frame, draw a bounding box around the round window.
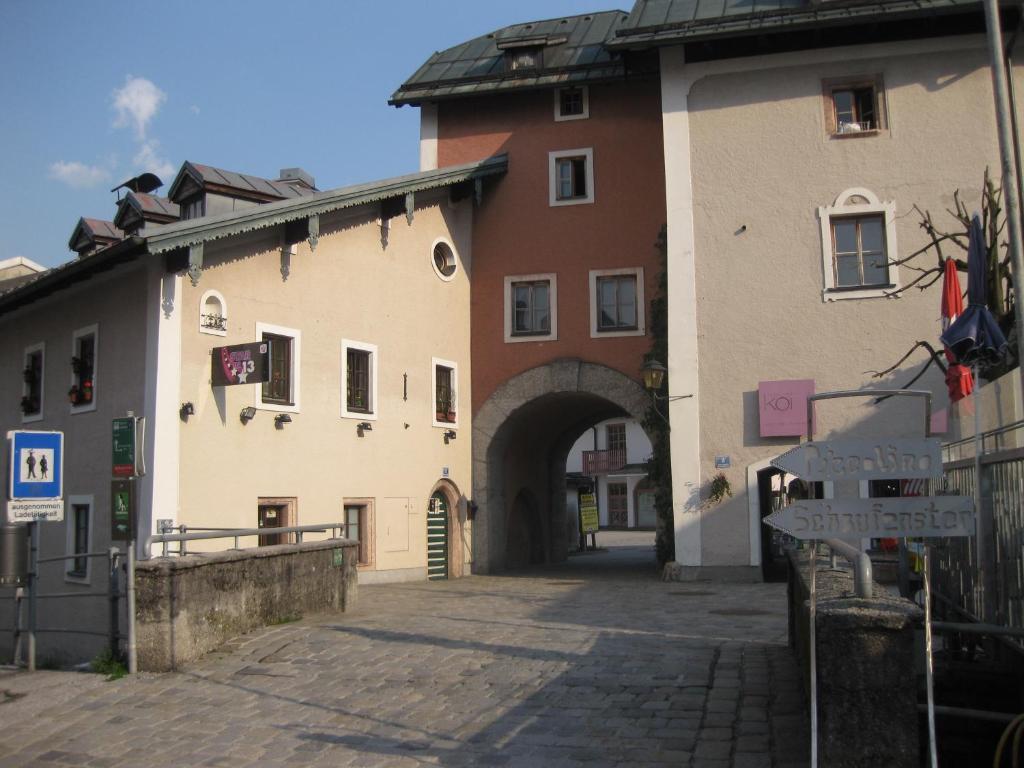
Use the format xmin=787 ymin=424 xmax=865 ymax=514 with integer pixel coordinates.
xmin=432 ymin=241 xmax=457 ymax=280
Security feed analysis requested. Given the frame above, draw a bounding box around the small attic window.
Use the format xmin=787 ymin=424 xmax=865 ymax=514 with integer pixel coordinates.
xmin=507 ymin=47 xmax=541 ymax=71
xmin=199 ymin=290 xmax=227 ymax=336
xmin=181 ymin=195 xmax=206 ymax=221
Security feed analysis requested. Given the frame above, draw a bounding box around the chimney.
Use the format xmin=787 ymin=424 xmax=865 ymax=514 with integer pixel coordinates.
xmin=278 ymin=167 xmax=316 ymax=191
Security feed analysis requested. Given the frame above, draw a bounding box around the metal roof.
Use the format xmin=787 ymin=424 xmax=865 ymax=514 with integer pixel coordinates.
xmin=611 ymin=0 xmax=982 ymax=47
xmin=0 ymin=156 xmax=507 ymax=317
xmin=390 ymin=10 xmax=630 ymax=105
xmin=147 ymin=155 xmax=508 ymax=254
xmin=167 ymin=161 xmax=318 ymax=203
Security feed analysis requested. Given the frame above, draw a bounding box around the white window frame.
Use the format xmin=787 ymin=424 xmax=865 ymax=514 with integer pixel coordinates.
xmin=431 ymin=357 xmax=459 ymax=429
xmin=342 ymin=339 xmax=378 ymax=420
xmin=199 ymin=289 xmax=228 ymax=336
xmin=589 ymin=267 xmax=645 ymax=338
xmin=504 ymin=273 xmax=558 ymax=343
xmin=817 ymin=187 xmax=900 ymax=301
xmin=254 ymin=322 xmax=301 ymax=413
xmin=430 ymin=237 xmax=459 ymax=282
xmin=549 ymin=148 xmax=594 ymax=207
xmin=21 ymin=341 xmax=45 ymax=424
xmin=70 ymin=324 xmax=98 ymax=415
xmin=554 ymin=86 xmax=589 ymax=122
xmin=64 ymin=495 xmax=94 ymax=584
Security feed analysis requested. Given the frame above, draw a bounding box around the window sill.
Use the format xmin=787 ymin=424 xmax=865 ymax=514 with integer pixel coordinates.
xmin=829 ymin=128 xmax=883 ymax=140
xmin=64 ymin=573 xmax=89 ymax=585
xmin=69 ymin=402 xmax=97 ymax=415
xmin=507 ymin=333 xmax=555 ymax=344
xmin=591 ymin=326 xmax=645 ymax=339
xmin=342 ymin=410 xmax=377 ymax=421
xmin=551 ymin=196 xmax=594 ymax=207
xmin=21 ymin=412 xmax=43 ymax=424
xmin=823 ymin=284 xmax=899 ymax=301
xmin=257 ymin=400 xmax=300 ymax=414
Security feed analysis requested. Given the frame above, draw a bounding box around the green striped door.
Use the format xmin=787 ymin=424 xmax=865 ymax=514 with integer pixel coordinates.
xmin=427 ymin=492 xmax=449 ymax=580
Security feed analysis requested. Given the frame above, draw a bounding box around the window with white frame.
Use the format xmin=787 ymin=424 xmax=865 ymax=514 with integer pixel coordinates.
xmin=818 ymin=188 xmax=899 ymax=301
xmin=342 ymin=339 xmax=378 ymax=419
xmin=554 ymin=86 xmax=589 ymax=121
xmin=589 ymin=267 xmax=645 ymax=337
xmin=65 ymin=496 xmax=93 ymax=583
xmin=199 ymin=289 xmax=227 ymax=335
xmin=432 ymin=358 xmax=458 ymax=427
xmin=70 ymin=324 xmax=98 ymax=413
xmin=21 ymin=342 xmax=44 ymax=422
xmin=549 ymin=148 xmax=594 ymax=206
xmin=255 ymin=322 xmax=300 ymax=411
xmin=504 ymin=273 xmax=558 ymax=343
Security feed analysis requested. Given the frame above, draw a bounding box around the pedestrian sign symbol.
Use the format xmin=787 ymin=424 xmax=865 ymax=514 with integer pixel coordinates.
xmin=8 ymin=431 xmax=63 ymax=501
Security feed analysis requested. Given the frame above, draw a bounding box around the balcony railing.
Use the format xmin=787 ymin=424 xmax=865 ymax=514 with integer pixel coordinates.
xmin=582 ymin=449 xmax=626 ymax=475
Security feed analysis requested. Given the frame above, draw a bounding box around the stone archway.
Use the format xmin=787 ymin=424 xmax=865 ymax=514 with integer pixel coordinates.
xmin=472 ymin=358 xmax=651 ymax=573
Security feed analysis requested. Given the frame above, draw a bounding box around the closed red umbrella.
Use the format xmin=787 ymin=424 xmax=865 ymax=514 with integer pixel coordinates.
xmin=941 ymin=257 xmax=973 ymax=402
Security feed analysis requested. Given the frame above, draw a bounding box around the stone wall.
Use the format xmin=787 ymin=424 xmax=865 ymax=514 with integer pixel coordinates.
xmin=135 ymin=540 xmax=358 ymax=672
xmin=788 ymin=550 xmax=922 ymax=768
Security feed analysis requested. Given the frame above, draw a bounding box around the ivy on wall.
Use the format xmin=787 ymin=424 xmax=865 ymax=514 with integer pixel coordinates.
xmin=643 ymin=225 xmax=675 ymax=566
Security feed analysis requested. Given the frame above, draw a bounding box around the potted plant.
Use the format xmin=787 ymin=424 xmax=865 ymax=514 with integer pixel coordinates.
xmin=20 ymin=396 xmax=38 ymax=414
xmin=68 ymin=385 xmax=80 ymax=405
xmin=708 ymin=472 xmax=732 ymax=504
xmin=81 ymin=380 xmax=93 ymax=403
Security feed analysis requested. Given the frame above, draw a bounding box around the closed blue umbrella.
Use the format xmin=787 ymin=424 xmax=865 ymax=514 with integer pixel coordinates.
xmin=940 ymin=213 xmax=1008 ymax=366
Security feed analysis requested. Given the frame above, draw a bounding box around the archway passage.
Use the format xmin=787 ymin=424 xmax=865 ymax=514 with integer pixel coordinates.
xmin=472 ymin=359 xmax=654 ymax=574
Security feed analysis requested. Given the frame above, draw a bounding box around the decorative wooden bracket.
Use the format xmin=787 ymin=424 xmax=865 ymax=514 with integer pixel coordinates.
xmin=307 ymin=214 xmax=320 ymax=252
xmin=187 ymin=242 xmax=204 ymax=287
xmin=405 ymin=192 xmax=415 ymax=225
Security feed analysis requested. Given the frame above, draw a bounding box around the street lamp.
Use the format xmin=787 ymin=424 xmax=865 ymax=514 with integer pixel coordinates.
xmin=641 ymin=357 xmax=692 ymax=428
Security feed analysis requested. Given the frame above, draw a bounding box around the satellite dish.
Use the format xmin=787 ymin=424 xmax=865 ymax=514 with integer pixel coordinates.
xmin=111 ymin=173 xmax=164 ymax=195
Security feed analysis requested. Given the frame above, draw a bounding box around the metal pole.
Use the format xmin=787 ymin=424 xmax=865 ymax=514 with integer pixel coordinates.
xmin=923 ymin=545 xmax=938 ymax=768
xmin=983 ymin=0 xmax=1024 ymax=394
xmin=27 ymin=521 xmax=37 ymax=672
xmin=12 ymin=587 xmax=23 ymax=666
xmin=126 ymin=540 xmax=137 ymax=674
xmin=107 ymin=547 xmax=119 ymax=658
xmin=809 ymin=540 xmax=819 ymax=768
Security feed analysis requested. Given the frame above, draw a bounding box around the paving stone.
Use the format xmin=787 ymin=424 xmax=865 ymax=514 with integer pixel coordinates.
xmin=0 ymin=537 xmax=807 ymax=767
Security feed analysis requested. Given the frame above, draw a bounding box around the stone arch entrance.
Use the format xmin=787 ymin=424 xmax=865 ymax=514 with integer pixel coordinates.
xmin=428 ymin=478 xmax=467 ymax=579
xmin=472 ymin=358 xmax=651 ymax=573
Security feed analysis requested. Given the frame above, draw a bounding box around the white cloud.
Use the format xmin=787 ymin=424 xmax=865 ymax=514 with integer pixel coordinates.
xmin=112 ymin=76 xmax=166 ymax=139
xmin=48 ymin=161 xmax=111 ymax=189
xmin=133 ymin=140 xmax=176 ymax=181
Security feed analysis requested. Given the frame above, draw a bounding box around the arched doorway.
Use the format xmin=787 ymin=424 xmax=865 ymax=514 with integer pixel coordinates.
xmin=472 ymin=359 xmax=653 ymax=573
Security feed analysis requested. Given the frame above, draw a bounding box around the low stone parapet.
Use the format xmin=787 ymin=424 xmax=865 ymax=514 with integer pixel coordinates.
xmin=135 ymin=539 xmax=358 ymax=672
xmin=788 ymin=549 xmax=922 ymax=768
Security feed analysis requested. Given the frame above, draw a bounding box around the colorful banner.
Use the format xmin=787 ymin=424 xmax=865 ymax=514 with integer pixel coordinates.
xmin=211 ymin=342 xmax=270 ymax=387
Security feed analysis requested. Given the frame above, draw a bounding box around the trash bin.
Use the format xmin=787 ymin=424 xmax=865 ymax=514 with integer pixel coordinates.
xmin=0 ymin=524 xmax=29 ymax=587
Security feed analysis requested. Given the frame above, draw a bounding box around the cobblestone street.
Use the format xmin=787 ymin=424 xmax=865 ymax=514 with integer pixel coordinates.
xmin=0 ymin=535 xmax=808 ymax=767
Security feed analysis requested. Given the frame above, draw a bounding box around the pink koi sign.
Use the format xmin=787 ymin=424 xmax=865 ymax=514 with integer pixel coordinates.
xmin=759 ymin=379 xmax=815 ymax=437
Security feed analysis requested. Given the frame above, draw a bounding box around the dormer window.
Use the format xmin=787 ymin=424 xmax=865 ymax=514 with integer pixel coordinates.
xmin=181 ymin=195 xmax=206 ymax=221
xmin=506 ymin=47 xmax=541 ymax=71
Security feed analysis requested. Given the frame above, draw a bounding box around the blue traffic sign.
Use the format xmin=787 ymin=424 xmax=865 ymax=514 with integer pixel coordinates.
xmin=8 ymin=431 xmax=63 ymax=500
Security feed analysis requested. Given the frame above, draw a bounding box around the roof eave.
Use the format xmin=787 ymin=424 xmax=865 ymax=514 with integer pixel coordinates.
xmin=0 ymin=236 xmax=148 ymax=318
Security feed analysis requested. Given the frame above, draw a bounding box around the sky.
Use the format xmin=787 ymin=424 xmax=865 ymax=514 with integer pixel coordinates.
xmin=0 ymin=0 xmax=617 ymax=269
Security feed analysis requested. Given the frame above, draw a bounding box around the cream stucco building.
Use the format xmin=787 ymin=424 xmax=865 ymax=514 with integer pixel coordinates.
xmin=0 ymin=157 xmax=504 ymax=663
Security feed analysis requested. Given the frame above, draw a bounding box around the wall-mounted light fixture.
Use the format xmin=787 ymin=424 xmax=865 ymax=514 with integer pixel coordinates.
xmin=240 ymin=406 xmax=257 ymax=425
xmin=274 ymin=413 xmax=292 ymax=429
xmin=357 ymin=421 xmax=373 ymax=437
xmin=443 ymin=429 xmax=457 ymax=444
xmin=641 ymin=357 xmax=693 ymax=429
xmin=179 ymin=402 xmax=195 ymax=421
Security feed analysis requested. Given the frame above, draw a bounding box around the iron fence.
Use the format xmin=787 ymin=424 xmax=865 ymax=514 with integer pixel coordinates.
xmin=938 ymin=436 xmax=1024 ymax=650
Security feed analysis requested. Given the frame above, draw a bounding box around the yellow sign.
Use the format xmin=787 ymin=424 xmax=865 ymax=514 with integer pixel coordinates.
xmin=579 ymin=492 xmax=599 ymax=534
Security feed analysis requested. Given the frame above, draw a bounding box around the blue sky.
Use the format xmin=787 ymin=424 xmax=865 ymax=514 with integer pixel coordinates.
xmin=0 ymin=1 xmax=618 ymax=268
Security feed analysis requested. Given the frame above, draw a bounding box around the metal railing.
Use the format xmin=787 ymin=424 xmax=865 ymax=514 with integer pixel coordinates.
xmin=937 ymin=424 xmax=1024 ymax=650
xmin=145 ymin=523 xmax=346 ymax=557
